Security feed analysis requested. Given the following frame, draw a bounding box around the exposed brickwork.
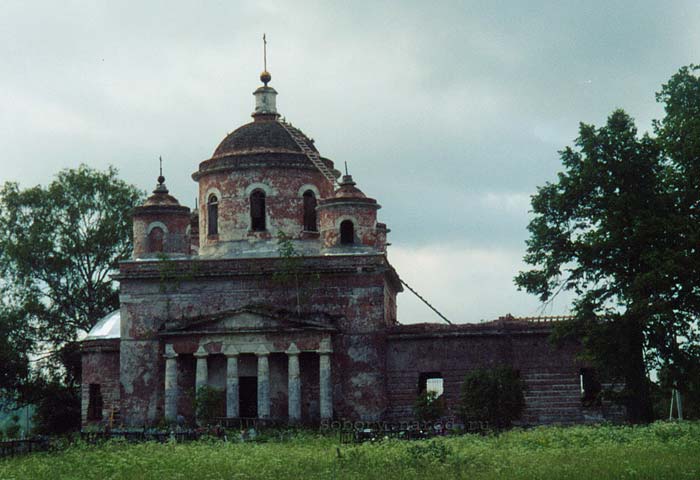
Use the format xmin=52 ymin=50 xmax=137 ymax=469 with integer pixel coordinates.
xmin=80 ymin=340 xmax=120 ymax=425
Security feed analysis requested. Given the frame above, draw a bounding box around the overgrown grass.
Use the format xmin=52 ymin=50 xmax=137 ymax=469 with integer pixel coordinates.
xmin=1 ymin=422 xmax=699 ymax=479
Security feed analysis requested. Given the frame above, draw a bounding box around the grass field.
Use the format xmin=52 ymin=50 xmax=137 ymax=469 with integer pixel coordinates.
xmin=1 ymin=421 xmax=699 ymax=479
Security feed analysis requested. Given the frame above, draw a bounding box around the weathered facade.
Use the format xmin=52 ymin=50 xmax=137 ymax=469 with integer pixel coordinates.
xmin=81 ymin=71 xmax=621 ymax=428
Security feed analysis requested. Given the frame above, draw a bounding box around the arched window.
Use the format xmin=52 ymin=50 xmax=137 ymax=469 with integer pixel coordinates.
xmin=207 ymin=194 xmax=218 ymax=236
xmin=303 ymin=190 xmax=317 ymax=232
xmin=340 ymin=220 xmax=354 ymax=245
xmin=148 ymin=226 xmax=164 ymax=252
xmin=250 ymin=190 xmax=266 ymax=231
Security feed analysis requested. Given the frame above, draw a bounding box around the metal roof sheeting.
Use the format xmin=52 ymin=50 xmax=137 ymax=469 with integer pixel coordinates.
xmin=85 ymin=310 xmax=121 ymax=340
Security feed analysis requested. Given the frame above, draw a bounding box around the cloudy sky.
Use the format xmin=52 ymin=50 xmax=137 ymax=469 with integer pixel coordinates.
xmin=1 ymin=1 xmax=698 ymax=324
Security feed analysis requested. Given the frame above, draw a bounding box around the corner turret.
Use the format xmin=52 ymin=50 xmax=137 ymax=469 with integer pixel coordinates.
xmin=317 ymin=174 xmax=387 ymax=252
xmin=132 ymin=165 xmax=191 ymax=259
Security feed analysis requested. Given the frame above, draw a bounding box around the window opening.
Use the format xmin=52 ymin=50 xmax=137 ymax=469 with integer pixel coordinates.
xmin=207 ymin=194 xmax=219 ymax=236
xmin=148 ymin=226 xmax=164 ymax=252
xmin=340 ymin=220 xmax=354 ymax=244
xmin=87 ymin=384 xmax=103 ymax=421
xmin=250 ymin=190 xmax=266 ymax=231
xmin=303 ymin=190 xmax=318 ymax=232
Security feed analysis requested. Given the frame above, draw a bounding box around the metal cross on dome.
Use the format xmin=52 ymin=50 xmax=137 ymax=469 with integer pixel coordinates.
xmin=263 ymin=33 xmax=267 ymax=72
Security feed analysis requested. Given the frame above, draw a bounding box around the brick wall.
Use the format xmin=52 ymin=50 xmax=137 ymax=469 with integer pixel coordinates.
xmin=81 ymin=340 xmax=120 ymax=426
xmin=386 ymin=321 xmax=623 ymax=425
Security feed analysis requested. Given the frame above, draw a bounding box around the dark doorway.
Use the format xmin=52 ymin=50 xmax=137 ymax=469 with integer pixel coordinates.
xmin=239 ymin=376 xmax=258 ymax=418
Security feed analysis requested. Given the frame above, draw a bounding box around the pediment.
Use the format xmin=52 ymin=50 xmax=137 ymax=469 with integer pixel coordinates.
xmin=162 ymin=307 xmax=337 ymax=334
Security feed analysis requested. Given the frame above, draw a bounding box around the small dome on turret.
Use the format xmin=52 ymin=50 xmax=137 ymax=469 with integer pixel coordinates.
xmin=334 ymin=175 xmax=368 ymax=199
xmin=142 ymin=176 xmax=184 ymax=207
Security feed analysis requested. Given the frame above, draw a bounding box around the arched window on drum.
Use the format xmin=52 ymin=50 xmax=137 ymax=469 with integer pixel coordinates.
xmin=340 ymin=220 xmax=354 ymax=245
xmin=303 ymin=190 xmax=317 ymax=232
xmin=148 ymin=226 xmax=164 ymax=252
xmin=250 ymin=190 xmax=266 ymax=231
xmin=207 ymin=194 xmax=219 ymax=236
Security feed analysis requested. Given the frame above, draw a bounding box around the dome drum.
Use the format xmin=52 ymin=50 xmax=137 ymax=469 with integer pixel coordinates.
xmin=197 ymin=168 xmax=334 ymax=256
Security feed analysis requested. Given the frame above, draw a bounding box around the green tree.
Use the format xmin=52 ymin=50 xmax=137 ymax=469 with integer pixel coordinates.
xmin=0 ymin=298 xmax=34 ymax=394
xmin=0 ymin=165 xmax=143 ymax=347
xmin=31 ymin=381 xmax=81 ymax=434
xmin=516 ymin=109 xmax=662 ymax=422
xmin=516 ymin=65 xmax=700 ymax=422
xmin=0 ymin=165 xmax=143 ymax=430
xmin=651 ymin=65 xmax=700 ymax=407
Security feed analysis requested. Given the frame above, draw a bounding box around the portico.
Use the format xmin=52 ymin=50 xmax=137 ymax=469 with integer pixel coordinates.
xmin=160 ymin=308 xmax=336 ymax=424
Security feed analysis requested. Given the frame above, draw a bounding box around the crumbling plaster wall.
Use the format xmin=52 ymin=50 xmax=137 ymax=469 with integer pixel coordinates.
xmin=318 ymin=204 xmax=379 ymax=249
xmin=118 ymin=255 xmax=398 ymax=425
xmin=197 ymin=168 xmax=333 ymax=250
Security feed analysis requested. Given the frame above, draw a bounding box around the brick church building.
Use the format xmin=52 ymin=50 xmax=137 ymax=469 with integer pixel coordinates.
xmin=81 ymin=70 xmax=620 ymax=428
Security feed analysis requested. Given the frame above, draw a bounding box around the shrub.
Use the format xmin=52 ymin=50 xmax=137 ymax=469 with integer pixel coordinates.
xmin=413 ymin=391 xmax=446 ymax=422
xmin=459 ymin=366 xmax=525 ymax=430
xmin=194 ymin=386 xmax=225 ymax=426
xmin=406 ymin=439 xmax=452 ymax=464
xmin=5 ymin=422 xmax=21 ymax=439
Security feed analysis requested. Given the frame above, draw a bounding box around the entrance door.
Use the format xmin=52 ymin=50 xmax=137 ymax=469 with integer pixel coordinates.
xmin=239 ymin=376 xmax=258 ymax=418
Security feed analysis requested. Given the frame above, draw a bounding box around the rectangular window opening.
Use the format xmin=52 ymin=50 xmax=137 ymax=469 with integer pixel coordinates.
xmin=418 ymin=372 xmax=444 ymax=397
xmin=87 ymin=383 xmax=104 ymax=421
xmin=579 ymin=368 xmax=602 ymax=405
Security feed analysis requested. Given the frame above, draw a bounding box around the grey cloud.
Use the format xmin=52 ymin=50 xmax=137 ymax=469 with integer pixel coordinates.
xmin=1 ymin=0 xmax=697 ymax=319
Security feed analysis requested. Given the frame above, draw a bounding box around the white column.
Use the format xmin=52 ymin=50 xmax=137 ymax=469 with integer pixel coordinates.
xmin=163 ymin=344 xmax=178 ymax=421
xmin=194 ymin=345 xmax=209 ymax=392
xmin=318 ymin=338 xmax=333 ymax=420
xmin=287 ymin=343 xmax=301 ymax=422
xmin=224 ymin=345 xmax=239 ymax=418
xmin=257 ymin=346 xmax=270 ymax=419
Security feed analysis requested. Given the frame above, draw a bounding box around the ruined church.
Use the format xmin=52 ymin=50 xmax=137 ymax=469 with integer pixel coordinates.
xmin=81 ymin=68 xmax=619 ymax=428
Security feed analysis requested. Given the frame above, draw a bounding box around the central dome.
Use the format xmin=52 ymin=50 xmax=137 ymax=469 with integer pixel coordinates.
xmin=213 ymin=120 xmax=318 ymax=158
xmin=193 ymin=77 xmax=340 ymax=183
